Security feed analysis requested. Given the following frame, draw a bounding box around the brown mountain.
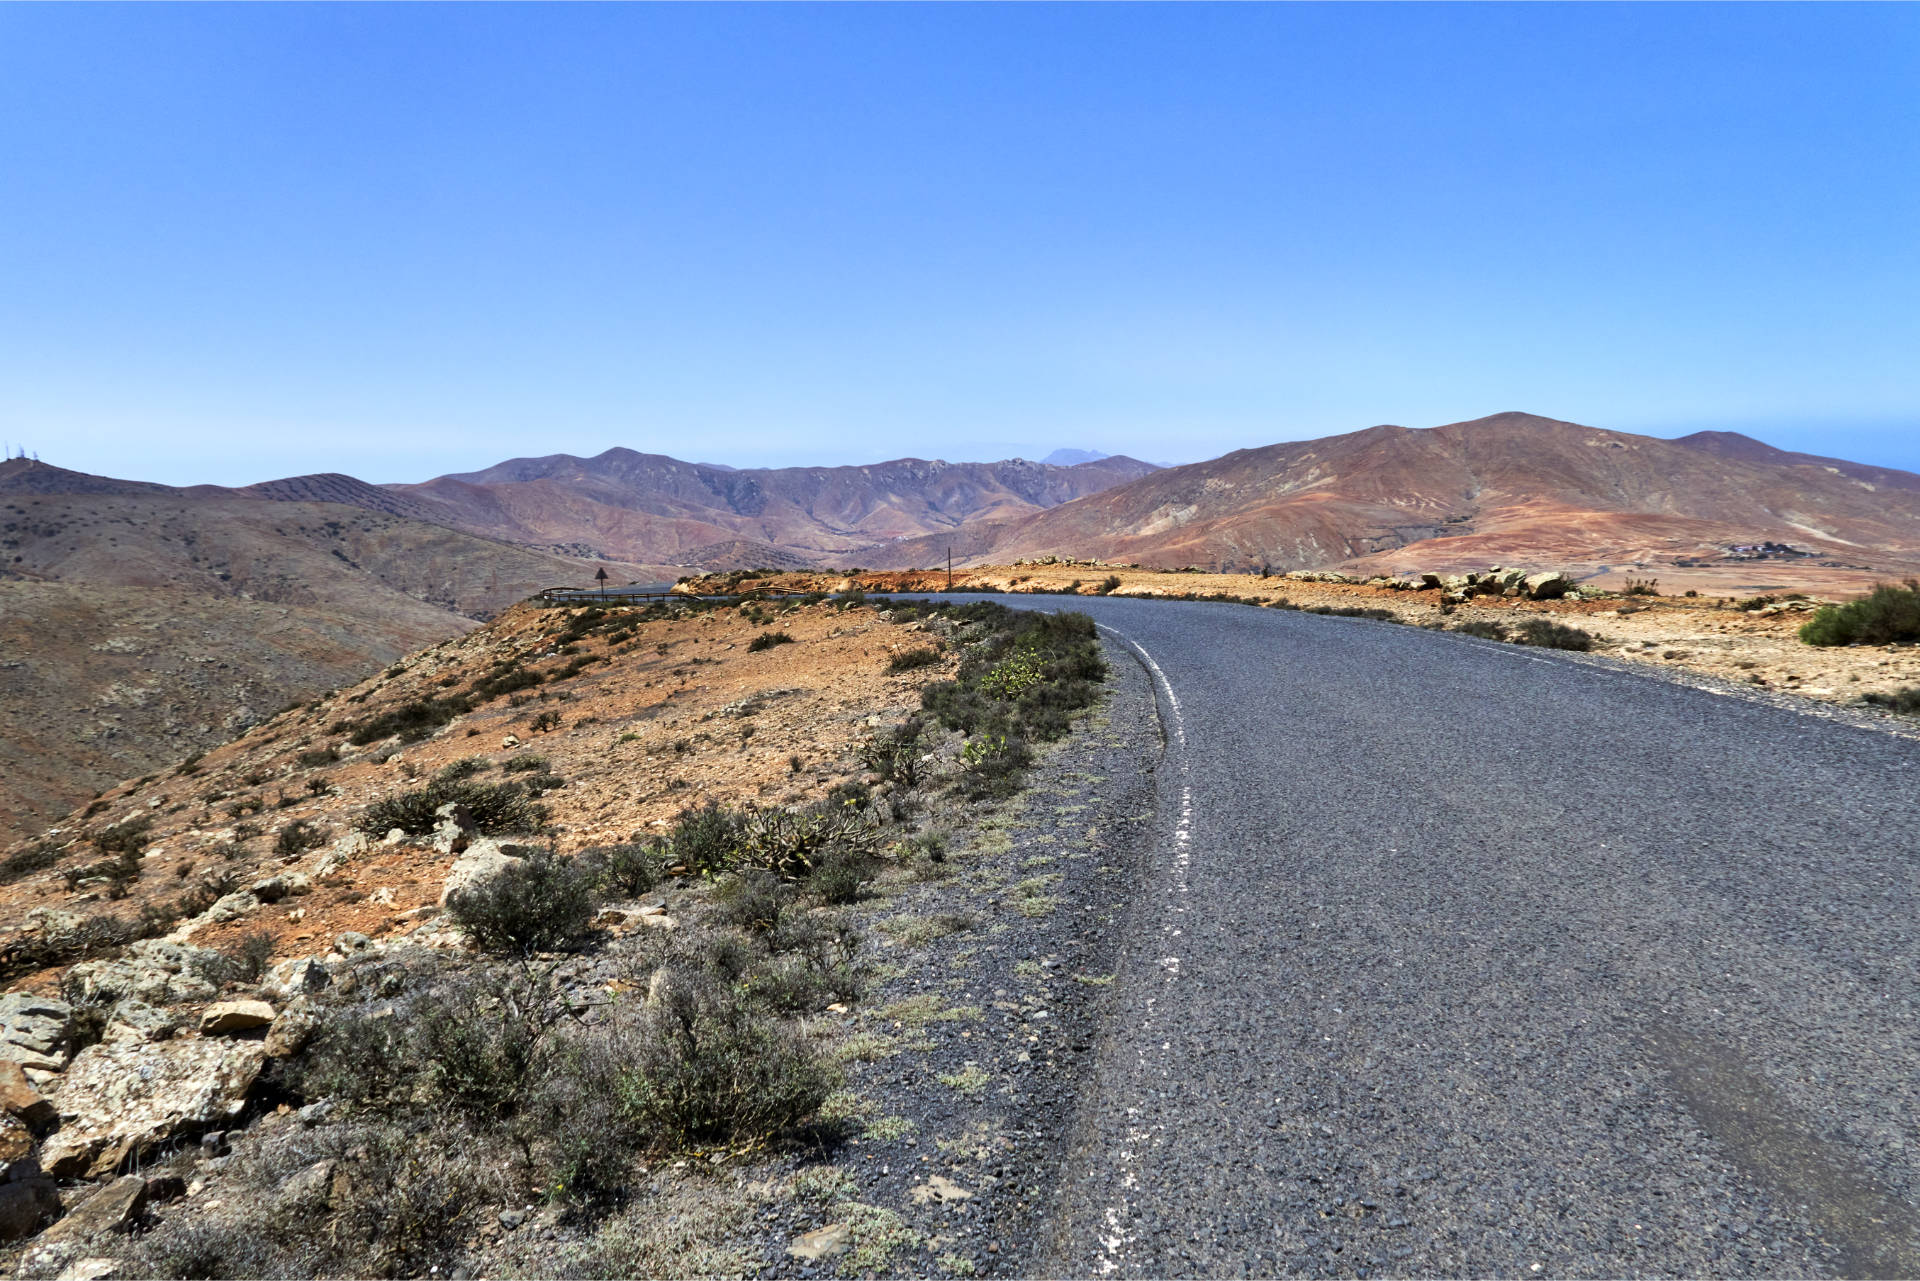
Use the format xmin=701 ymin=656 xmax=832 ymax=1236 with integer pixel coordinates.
xmin=885 ymin=412 xmax=1920 ymax=580
xmin=376 ymin=449 xmax=1159 ymax=566
xmin=0 ymin=459 xmax=664 ymax=842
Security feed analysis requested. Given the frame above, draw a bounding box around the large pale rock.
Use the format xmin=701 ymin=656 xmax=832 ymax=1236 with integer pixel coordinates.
xmin=66 ymin=941 xmax=222 ymax=1009
xmin=0 ymin=996 xmax=72 ymax=1075
xmin=58 ymin=962 xmax=162 ymax=1009
xmin=102 ymin=1001 xmax=178 ymax=1046
xmin=38 ymin=1177 xmax=146 ymax=1244
xmin=279 ymin=1158 xmax=350 ymax=1212
xmin=0 ymin=1062 xmax=55 ymax=1129
xmin=1524 ymin=570 xmax=1573 ymax=600
xmin=40 ymin=1040 xmax=267 ymax=1178
xmin=205 ymin=891 xmax=260 ymax=924
xmin=261 ymin=957 xmax=329 ymax=1003
xmin=264 ymin=1002 xmax=318 ymax=1058
xmin=439 ymin=838 xmax=518 ymax=906
xmin=788 ymin=1222 xmax=851 ymax=1261
xmin=199 ymin=1001 xmax=275 ymax=1036
xmin=430 ymin=803 xmax=481 ymax=856
xmin=198 ymin=1001 xmax=273 ymax=1037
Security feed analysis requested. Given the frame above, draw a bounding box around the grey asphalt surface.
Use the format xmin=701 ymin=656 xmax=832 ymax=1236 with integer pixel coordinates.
xmin=918 ymin=595 xmax=1920 ymax=1278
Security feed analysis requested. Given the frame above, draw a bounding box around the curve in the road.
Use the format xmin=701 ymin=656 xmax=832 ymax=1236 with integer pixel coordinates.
xmin=907 ymin=594 xmax=1920 ymax=1279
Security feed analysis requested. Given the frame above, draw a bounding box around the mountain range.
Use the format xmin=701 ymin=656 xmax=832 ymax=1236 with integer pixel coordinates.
xmin=7 ymin=410 xmax=1920 ymax=843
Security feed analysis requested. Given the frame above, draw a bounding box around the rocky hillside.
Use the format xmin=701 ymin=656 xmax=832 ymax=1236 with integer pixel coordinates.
xmin=0 ymin=460 xmax=665 ymax=844
xmin=0 ymin=591 xmax=1123 ymax=1279
xmin=380 ymin=448 xmax=1160 ymax=565
xmin=876 ymin=413 xmax=1920 ymax=591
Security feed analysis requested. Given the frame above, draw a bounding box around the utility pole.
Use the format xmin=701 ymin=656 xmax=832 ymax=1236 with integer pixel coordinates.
xmin=947 ymin=547 xmax=953 ymax=591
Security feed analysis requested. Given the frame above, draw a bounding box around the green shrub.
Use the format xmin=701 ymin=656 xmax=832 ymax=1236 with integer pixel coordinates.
xmin=1624 ymin=577 xmax=1660 ymax=596
xmin=355 ymin=778 xmax=548 ymax=837
xmin=1864 ymin=686 xmax=1920 ymax=714
xmin=614 ymin=971 xmax=836 ymax=1149
xmin=0 ymin=842 xmax=59 ymax=886
xmin=713 ymin=871 xmax=793 ymax=936
xmin=502 ymin=752 xmax=550 ymax=773
xmin=920 ymin=604 xmax=1104 ymax=745
xmin=92 ymin=815 xmax=153 ymax=856
xmin=1514 ymin=619 xmax=1594 ymax=651
xmin=446 ymin=850 xmax=596 ymax=956
xmin=274 ymin=818 xmax=329 ymax=856
xmin=808 ymin=850 xmax=874 ymax=906
xmin=1094 ymin=575 xmax=1122 ymax=594
xmin=190 ymin=930 xmax=276 ymax=987
xmin=665 ymin=801 xmax=747 ymax=874
xmin=336 ymin=695 xmax=471 ymax=745
xmin=295 ymin=745 xmax=339 ymax=768
xmin=956 ymin=732 xmax=1032 ymax=799
xmin=747 ymin=631 xmax=795 ymax=653
xmin=1800 ymin=580 xmax=1920 ymax=646
xmin=4 ymin=912 xmax=136 ymax=980
xmin=289 ymin=1004 xmax=419 ymax=1108
xmin=434 ymin=757 xmax=487 ymax=782
xmin=468 ymin=664 xmax=543 ymax=702
xmin=885 ymin=646 xmax=943 ymax=673
xmin=736 ymin=804 xmax=876 ymax=879
xmin=1452 ymin=620 xmax=1508 ymax=640
xmin=415 ymin=984 xmax=545 ymax=1121
xmin=582 ymin=842 xmax=666 ymax=897
xmin=860 ymin=717 xmax=925 ymax=787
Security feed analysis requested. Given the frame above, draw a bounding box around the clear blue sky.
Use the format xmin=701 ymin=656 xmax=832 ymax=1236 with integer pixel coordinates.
xmin=2 ymin=3 xmax=1916 ymax=486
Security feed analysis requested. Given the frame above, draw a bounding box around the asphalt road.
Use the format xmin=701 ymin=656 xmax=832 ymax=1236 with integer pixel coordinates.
xmin=918 ymin=595 xmax=1920 ymax=1278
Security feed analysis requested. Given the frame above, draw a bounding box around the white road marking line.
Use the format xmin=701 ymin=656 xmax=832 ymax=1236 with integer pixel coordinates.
xmin=1092 ymin=622 xmax=1193 ymax=1275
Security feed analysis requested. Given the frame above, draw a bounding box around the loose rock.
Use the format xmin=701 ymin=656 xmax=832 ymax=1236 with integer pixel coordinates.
xmin=40 ymin=1040 xmax=267 ymax=1178
xmin=199 ymin=1000 xmax=276 ymax=1036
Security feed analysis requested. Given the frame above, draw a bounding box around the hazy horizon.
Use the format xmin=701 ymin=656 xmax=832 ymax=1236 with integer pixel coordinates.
xmin=4 ymin=5 xmax=1916 ymax=486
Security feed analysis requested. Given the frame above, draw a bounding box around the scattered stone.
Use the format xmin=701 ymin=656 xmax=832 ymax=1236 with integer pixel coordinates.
xmin=439 ymin=839 xmax=519 ymax=906
xmin=0 ymin=1062 xmax=56 ymax=1130
xmin=248 ymin=875 xmax=289 ymax=904
xmin=788 ymin=1222 xmax=852 ymax=1261
xmin=264 ymin=1003 xmax=318 ymax=1058
xmin=205 ymin=891 xmax=260 ymax=924
xmin=41 ymin=1040 xmax=267 ymax=1178
xmin=0 ymin=1113 xmax=32 ymax=1165
xmin=38 ymin=1176 xmax=147 ymax=1244
xmin=500 ymin=734 xmax=521 ymax=749
xmin=1524 ymin=571 xmax=1573 ymax=600
xmin=315 ymin=831 xmax=371 ymax=877
xmin=163 ymin=974 xmax=218 ymax=1005
xmin=102 ymin=1000 xmax=178 ymax=1046
xmin=262 ymin=957 xmax=329 ymax=1003
xmin=430 ymin=803 xmax=480 ymax=855
xmin=200 ymin=1000 xmax=276 ymax=1036
xmin=280 ymin=1158 xmax=346 ymax=1212
xmin=909 ymin=1175 xmax=973 ymax=1205
xmin=333 ymin=932 xmax=372 ymax=955
xmin=0 ymin=995 xmax=73 ymax=1075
